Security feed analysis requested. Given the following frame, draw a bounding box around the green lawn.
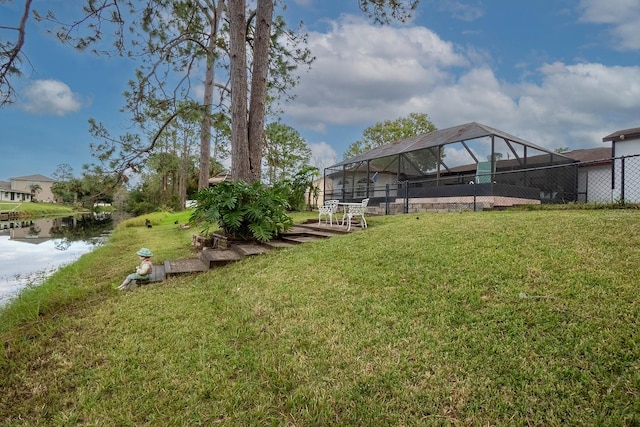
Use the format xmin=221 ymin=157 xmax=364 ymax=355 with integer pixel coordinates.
xmin=1 ymin=210 xmax=638 ymax=425
xmin=0 ymin=201 xmax=74 ymax=216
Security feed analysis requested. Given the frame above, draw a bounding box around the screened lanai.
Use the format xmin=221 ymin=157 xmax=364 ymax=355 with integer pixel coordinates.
xmin=324 ymin=122 xmax=576 ymax=210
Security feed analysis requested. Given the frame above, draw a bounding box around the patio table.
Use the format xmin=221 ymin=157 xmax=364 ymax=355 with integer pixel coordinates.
xmin=337 ymin=202 xmax=368 ymax=230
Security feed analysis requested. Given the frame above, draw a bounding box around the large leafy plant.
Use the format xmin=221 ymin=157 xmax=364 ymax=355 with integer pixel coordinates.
xmin=270 ymin=165 xmax=319 ymax=211
xmin=190 ymin=180 xmax=293 ymax=242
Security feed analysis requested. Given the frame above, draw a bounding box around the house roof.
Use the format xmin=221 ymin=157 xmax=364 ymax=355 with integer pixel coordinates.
xmin=0 ymin=180 xmax=31 ymax=194
xmin=9 ymin=237 xmax=52 ymax=245
xmin=326 ymin=166 xmax=397 ymax=179
xmin=208 ymin=171 xmax=229 ymax=185
xmin=329 ymin=122 xmax=572 ymax=168
xmin=602 ymin=127 xmax=640 ymax=143
xmin=326 ymin=146 xmax=611 ymax=179
xmin=1 ymin=178 xmax=44 ymax=195
xmin=563 ymin=147 xmax=612 ymax=164
xmin=10 ymin=174 xmax=55 ymax=182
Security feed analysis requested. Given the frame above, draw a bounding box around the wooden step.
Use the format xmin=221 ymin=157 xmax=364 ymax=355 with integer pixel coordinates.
xmin=281 ymin=225 xmax=329 ymax=235
xmin=233 ymin=243 xmax=269 ymax=257
xmin=281 ymin=229 xmax=340 ymax=238
xmin=281 ymin=235 xmax=325 ymax=244
xmin=295 ymin=223 xmax=351 ymax=234
xmin=200 ymin=248 xmax=243 ymax=268
xmin=136 ymin=221 xmax=363 ymax=285
xmin=164 ymin=258 xmax=209 ymax=276
xmin=150 ymin=263 xmax=166 ymax=281
xmin=135 ymin=263 xmax=166 ymax=285
xmin=261 ymin=240 xmax=299 ymax=249
xmin=281 ymin=226 xmax=346 ymax=239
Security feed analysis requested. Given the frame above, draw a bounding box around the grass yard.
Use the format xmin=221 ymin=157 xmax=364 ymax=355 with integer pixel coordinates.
xmin=0 ymin=201 xmax=74 ymax=216
xmin=0 ymin=209 xmax=638 ymax=425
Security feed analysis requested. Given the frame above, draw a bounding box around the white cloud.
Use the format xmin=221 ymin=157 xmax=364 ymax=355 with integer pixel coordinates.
xmin=425 ymin=62 xmax=640 ymax=150
xmin=530 ymin=62 xmax=640 ymax=112
xmin=422 ymin=67 xmax=519 ymax=126
xmin=578 ymin=0 xmax=640 ymax=50
xmin=284 ymin=13 xmax=640 ymax=157
xmin=285 ymin=15 xmax=468 ymax=128
xmin=578 ymin=0 xmax=639 ymax=24
xmin=20 ymin=80 xmax=84 ymax=116
xmin=309 ymin=141 xmax=337 ymax=170
xmin=512 ymin=62 xmax=640 ymax=148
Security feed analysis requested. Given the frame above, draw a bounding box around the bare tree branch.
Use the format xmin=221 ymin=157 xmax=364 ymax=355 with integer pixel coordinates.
xmin=358 ymin=0 xmax=420 ymax=24
xmin=0 ymin=0 xmax=32 ymax=106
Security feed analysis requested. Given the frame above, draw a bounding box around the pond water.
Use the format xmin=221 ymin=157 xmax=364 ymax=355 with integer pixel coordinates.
xmin=0 ymin=213 xmax=118 ymax=307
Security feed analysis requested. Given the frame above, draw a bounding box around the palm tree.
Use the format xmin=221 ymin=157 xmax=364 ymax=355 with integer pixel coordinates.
xmin=29 ymin=183 xmax=41 ymax=202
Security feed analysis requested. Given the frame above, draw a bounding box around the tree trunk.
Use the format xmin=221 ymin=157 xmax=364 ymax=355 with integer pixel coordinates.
xmin=198 ymin=54 xmax=214 ymax=190
xmin=198 ymin=0 xmax=224 ymax=190
xmin=179 ymin=132 xmax=189 ymax=209
xmin=229 ymin=0 xmax=251 ymax=182
xmin=247 ymin=0 xmax=274 ymax=183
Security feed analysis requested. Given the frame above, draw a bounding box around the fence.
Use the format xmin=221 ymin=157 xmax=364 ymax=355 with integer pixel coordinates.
xmin=323 ymin=154 xmax=640 ymax=214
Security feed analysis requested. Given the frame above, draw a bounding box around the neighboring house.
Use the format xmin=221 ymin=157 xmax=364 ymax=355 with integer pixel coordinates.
xmin=306 ymin=175 xmax=336 ymax=208
xmin=321 ymin=122 xmax=633 ymax=212
xmin=5 ymin=174 xmax=56 ymax=202
xmin=5 ymin=218 xmax=55 ymax=244
xmin=603 ymin=127 xmax=640 ymax=203
xmin=324 ymin=122 xmax=574 ymax=208
xmin=1 ymin=217 xmax=71 ymax=243
xmin=563 ymin=147 xmax=613 ymax=204
xmin=0 ymin=180 xmax=32 ymax=202
xmin=208 ymin=171 xmax=229 ymax=186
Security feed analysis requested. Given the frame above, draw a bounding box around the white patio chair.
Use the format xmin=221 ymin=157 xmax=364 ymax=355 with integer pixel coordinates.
xmin=345 ymin=201 xmax=368 ymax=231
xmin=318 ymin=199 xmax=339 ymax=226
xmin=326 ymin=199 xmax=340 ymax=211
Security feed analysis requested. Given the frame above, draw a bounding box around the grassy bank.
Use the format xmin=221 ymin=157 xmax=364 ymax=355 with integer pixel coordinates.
xmin=0 ymin=211 xmax=194 ymax=334
xmin=1 ymin=210 xmax=639 ymax=425
xmin=0 ymin=201 xmax=75 ymax=216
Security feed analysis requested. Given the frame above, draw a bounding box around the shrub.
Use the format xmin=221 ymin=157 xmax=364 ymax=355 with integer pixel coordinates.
xmin=190 ymin=180 xmax=293 ymax=242
xmin=270 ymin=166 xmax=319 ymax=211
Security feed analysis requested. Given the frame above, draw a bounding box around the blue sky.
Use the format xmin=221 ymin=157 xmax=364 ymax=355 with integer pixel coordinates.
xmin=1 ymin=0 xmax=639 ymax=180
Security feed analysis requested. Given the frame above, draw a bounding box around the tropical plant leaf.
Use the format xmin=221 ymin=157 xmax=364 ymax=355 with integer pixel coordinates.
xmin=190 ymin=180 xmax=293 ymax=241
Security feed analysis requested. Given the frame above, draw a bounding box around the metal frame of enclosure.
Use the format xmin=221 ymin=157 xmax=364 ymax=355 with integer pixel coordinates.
xmin=323 ymin=122 xmax=576 ymax=209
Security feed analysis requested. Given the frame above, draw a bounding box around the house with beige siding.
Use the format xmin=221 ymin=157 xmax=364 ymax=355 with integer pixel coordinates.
xmin=0 ymin=181 xmax=32 ymax=202
xmin=0 ymin=174 xmax=55 ymax=202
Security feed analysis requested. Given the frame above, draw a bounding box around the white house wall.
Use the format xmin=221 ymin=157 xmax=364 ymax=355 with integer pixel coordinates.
xmin=0 ymin=190 xmax=32 ymax=202
xmin=613 ymin=140 xmax=640 ymax=203
xmin=578 ymin=165 xmax=612 ymax=203
xmin=331 ymin=174 xmax=398 ymax=199
xmin=11 ymin=178 xmax=55 ymax=202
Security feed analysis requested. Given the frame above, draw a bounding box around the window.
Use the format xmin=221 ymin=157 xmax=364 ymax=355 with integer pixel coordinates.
xmin=356 ymin=178 xmax=374 ymax=197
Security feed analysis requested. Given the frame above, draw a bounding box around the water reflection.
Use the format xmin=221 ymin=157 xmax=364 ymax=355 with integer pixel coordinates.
xmin=0 ymin=213 xmax=118 ymax=306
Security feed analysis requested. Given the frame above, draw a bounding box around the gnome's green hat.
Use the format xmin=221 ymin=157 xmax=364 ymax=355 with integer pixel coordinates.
xmin=137 ymin=248 xmax=153 ymax=257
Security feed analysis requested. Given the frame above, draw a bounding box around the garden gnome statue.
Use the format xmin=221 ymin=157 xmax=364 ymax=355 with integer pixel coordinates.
xmin=118 ymin=248 xmax=153 ymax=291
